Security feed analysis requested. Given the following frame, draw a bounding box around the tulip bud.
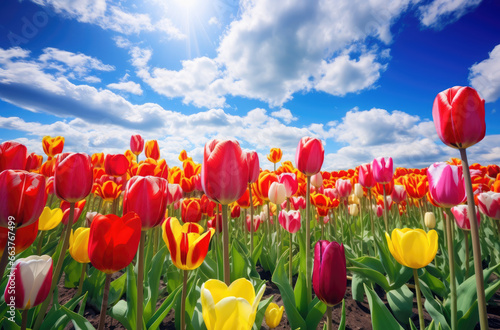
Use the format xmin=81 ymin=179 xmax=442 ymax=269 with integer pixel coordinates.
xmin=451 ymin=204 xmax=480 ymax=231
xmin=130 ymin=134 xmax=145 ymax=156
xmin=477 ymin=191 xmax=500 ymax=220
xmin=310 ymin=172 xmax=323 ymax=188
xmin=54 ymin=153 xmax=93 ymax=203
xmin=354 ymin=183 xmax=364 ymax=199
xmin=295 ymin=137 xmax=324 ymax=176
xmin=265 ymin=302 xmax=284 ymax=329
xmin=424 ymin=212 xmax=436 ymax=229
xmin=313 ymin=240 xmax=346 ymax=306
xmin=348 ymin=204 xmax=359 ymax=216
xmin=268 ymin=182 xmax=286 ymax=205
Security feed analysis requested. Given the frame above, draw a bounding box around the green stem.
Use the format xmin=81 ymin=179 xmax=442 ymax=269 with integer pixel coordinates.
xmin=445 ymin=209 xmax=457 ymax=330
xmin=21 ymin=309 xmax=28 ymax=330
xmin=76 ymin=263 xmax=86 ymax=296
xmin=368 ymin=190 xmax=377 ymax=256
xmin=413 ymin=269 xmax=425 ymax=330
xmin=460 ymin=148 xmax=488 ymax=330
xmin=326 ymin=305 xmax=333 ymax=330
xmin=136 ymin=231 xmax=146 ymax=330
xmin=464 ymin=231 xmax=470 ymax=278
xmin=33 ymin=202 xmax=75 ymax=330
xmin=382 ymin=185 xmax=389 ymax=232
xmin=97 ymin=273 xmax=112 ymax=330
xmin=181 ymin=270 xmax=188 ymax=330
xmin=306 ymin=176 xmax=312 ymax=305
xmin=222 ymin=204 xmax=231 ymax=285
xmin=289 ymin=231 xmax=293 ymax=286
xmin=36 ymin=231 xmax=46 ymax=255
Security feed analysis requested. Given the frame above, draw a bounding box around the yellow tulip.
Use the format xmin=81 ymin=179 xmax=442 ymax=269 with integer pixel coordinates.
xmin=69 ymin=227 xmax=90 ymax=263
xmin=265 ymin=302 xmax=284 ymax=329
xmin=201 ymin=278 xmax=265 ymax=330
xmin=385 ymin=228 xmax=438 ymax=269
xmin=38 ymin=206 xmax=63 ymax=231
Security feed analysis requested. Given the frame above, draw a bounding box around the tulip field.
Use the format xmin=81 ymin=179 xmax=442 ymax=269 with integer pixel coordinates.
xmin=1 ymin=86 xmax=500 ymax=330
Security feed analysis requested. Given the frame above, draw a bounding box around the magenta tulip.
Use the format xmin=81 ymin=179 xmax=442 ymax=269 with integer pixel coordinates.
xmin=295 ymin=137 xmax=324 ymax=176
xmin=451 ymin=204 xmax=480 ymax=230
xmin=432 ymin=86 xmax=485 ymax=149
xmin=54 ymin=153 xmax=93 ymax=203
xmin=279 ymin=173 xmax=298 ymax=197
xmin=123 ymin=176 xmax=169 ymax=230
xmin=201 ymin=139 xmax=248 ymax=205
xmin=372 ymin=157 xmax=393 ymax=184
xmin=358 ymin=163 xmax=375 ymax=188
xmin=246 ymin=151 xmax=260 ymax=184
xmin=335 ymin=179 xmax=352 ymax=199
xmin=477 ymin=192 xmax=500 ymax=220
xmin=291 ymin=196 xmax=306 ymax=210
xmin=427 ymin=162 xmax=466 ymax=208
xmin=278 ymin=210 xmax=301 ymax=233
xmin=0 ymin=170 xmax=47 ymax=228
xmin=313 ymin=240 xmax=346 ymax=306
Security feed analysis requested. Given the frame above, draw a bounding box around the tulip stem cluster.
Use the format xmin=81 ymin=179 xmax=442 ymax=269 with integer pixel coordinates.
xmin=459 ymin=148 xmax=488 ymax=330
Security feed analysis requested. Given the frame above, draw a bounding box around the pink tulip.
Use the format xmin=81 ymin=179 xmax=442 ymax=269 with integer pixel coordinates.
xmin=335 ymin=179 xmax=352 ymax=199
xmin=478 ymin=192 xmax=500 ymax=220
xmin=358 ymin=163 xmax=375 ymax=188
xmin=268 ymin=182 xmax=286 ymax=205
xmin=201 ymin=139 xmax=248 ymax=205
xmin=324 ymin=188 xmax=338 ymax=200
xmin=391 ymin=185 xmax=407 ymax=204
xmin=311 ymin=173 xmax=323 ymax=188
xmin=432 ymin=86 xmax=485 ymax=149
xmin=246 ymin=151 xmax=260 ymax=184
xmin=291 ymin=196 xmax=306 ymax=210
xmin=246 ymin=214 xmax=262 ymax=232
xmin=373 ymin=204 xmax=383 ymax=217
xmin=295 ymin=137 xmax=324 ymax=176
xmin=278 ymin=210 xmax=301 ymax=233
xmin=451 ymin=204 xmax=480 ymax=230
xmin=372 ymin=157 xmax=393 ymax=184
xmin=427 ymin=162 xmax=466 ymax=208
xmin=167 ymin=183 xmax=183 ymax=205
xmin=278 ymin=173 xmax=298 ymax=197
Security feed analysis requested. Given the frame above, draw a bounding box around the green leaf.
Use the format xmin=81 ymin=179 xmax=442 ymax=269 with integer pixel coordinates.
xmin=64 ymin=259 xmax=83 ymax=288
xmin=251 ymin=233 xmax=265 ymax=268
xmin=351 ymin=256 xmax=386 ymax=274
xmin=231 ymin=240 xmax=251 ymax=281
xmin=419 ymin=270 xmax=447 ymax=298
xmin=144 ymin=246 xmax=167 ymax=323
xmin=387 ymin=285 xmax=414 ymax=325
xmin=392 ymin=266 xmax=413 ymax=290
xmin=419 ymin=281 xmax=450 ymax=330
xmin=338 ymin=299 xmax=346 ymax=330
xmin=376 ymin=236 xmax=397 ymax=282
xmin=60 ymin=305 xmax=95 ymax=330
xmin=305 ymin=298 xmax=327 ymax=330
xmin=252 ymin=296 xmax=273 ymax=330
xmin=108 ymin=272 xmax=127 ymax=306
xmin=145 ymin=282 xmax=181 ymax=330
xmin=351 ymin=273 xmax=367 ymax=302
xmin=41 ymin=291 xmax=88 ymax=330
xmin=271 ymin=253 xmax=306 ymax=330
xmin=294 ymin=229 xmax=308 ymax=319
xmin=348 ymin=267 xmax=391 ymax=292
xmin=364 ymin=284 xmax=404 ymax=330
xmin=198 ymin=255 xmax=217 ymax=281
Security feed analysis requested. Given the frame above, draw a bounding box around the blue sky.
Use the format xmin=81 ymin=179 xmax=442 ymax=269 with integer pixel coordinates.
xmin=0 ymin=0 xmax=499 ymax=170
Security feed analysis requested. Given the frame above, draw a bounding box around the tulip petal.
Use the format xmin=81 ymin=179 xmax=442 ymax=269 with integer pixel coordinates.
xmin=201 ymin=286 xmax=217 ymax=330
xmin=214 ymin=297 xmax=253 ymax=330
xmin=399 ymin=230 xmax=428 ymax=269
xmin=186 ymin=229 xmax=213 ymax=269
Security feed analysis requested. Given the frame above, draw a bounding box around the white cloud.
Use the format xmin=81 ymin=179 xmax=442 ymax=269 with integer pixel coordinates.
xmin=208 ymin=16 xmax=221 ymax=27
xmin=29 ymin=0 xmax=185 ymax=39
xmin=107 ymin=81 xmax=143 ymax=95
xmin=270 ymin=108 xmax=298 ymax=124
xmin=469 ymin=44 xmax=500 ymax=103
xmin=113 ymin=36 xmax=132 ymax=49
xmin=419 ymin=0 xmax=482 ymax=27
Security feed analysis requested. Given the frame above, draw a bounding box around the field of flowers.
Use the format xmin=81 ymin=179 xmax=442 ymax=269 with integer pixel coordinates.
xmin=1 ymin=86 xmax=500 ymax=330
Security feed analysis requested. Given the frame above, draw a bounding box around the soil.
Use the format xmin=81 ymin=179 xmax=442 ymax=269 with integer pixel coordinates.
xmin=56 ymin=268 xmax=500 ymax=330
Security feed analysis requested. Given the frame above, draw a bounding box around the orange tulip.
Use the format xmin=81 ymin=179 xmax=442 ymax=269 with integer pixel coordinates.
xmin=92 ymin=153 xmax=105 ymax=168
xmin=267 ymin=148 xmax=283 ymax=164
xmin=94 ymin=181 xmax=123 ymax=202
xmin=181 ymin=198 xmax=202 ymax=223
xmin=145 ymin=140 xmax=160 ymax=160
xmin=254 ymin=171 xmax=278 ymax=201
xmin=404 ymin=174 xmax=427 ymax=200
xmin=42 ymin=136 xmax=64 ymax=158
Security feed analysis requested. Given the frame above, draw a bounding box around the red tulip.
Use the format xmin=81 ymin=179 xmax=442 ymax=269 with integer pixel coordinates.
xmin=104 ymin=154 xmax=129 ymax=177
xmin=246 ymin=214 xmax=262 ymax=232
xmin=54 ymin=153 xmax=93 ymax=203
xmin=432 ymin=86 xmax=485 ymax=149
xmin=25 ymin=152 xmax=43 ymax=172
xmin=278 ymin=173 xmax=298 ymax=197
xmin=0 ymin=220 xmax=38 ymax=257
xmin=88 ymin=212 xmax=141 ymax=274
xmin=295 ymin=137 xmax=324 ymax=176
xmin=167 ymin=183 xmax=183 ymax=205
xmin=207 ymin=214 xmax=223 ymax=233
xmin=231 ymin=204 xmax=241 ymax=218
xmin=0 ymin=141 xmax=27 ymax=172
xmin=372 ymin=157 xmax=393 ymax=184
xmin=451 ymin=204 xmax=480 ymax=230
xmin=246 ymin=151 xmax=260 ymax=184
xmin=278 ymin=210 xmax=301 ymax=233
xmin=123 ymin=176 xmax=169 ymax=230
xmin=201 ymin=139 xmax=248 ymax=205
xmin=335 ymin=179 xmax=352 ymax=199
xmin=290 ymin=196 xmax=306 ymax=210
xmin=236 ymin=189 xmax=251 ymax=209
xmin=358 ymin=163 xmax=375 ymax=188
xmin=478 ymin=192 xmax=500 ymax=220
xmin=4 ymin=255 xmax=52 ymax=309
xmin=42 ymin=136 xmax=64 ymax=158
xmin=145 ymin=140 xmax=160 ymax=160
xmin=0 ymin=170 xmax=46 ymax=228
xmin=61 ymin=207 xmax=84 ymax=226
xmin=313 ymin=240 xmax=346 ymax=306
xmin=391 ymin=185 xmax=407 ymax=204
xmin=130 ymin=134 xmax=145 ymax=156
xmin=427 ymin=162 xmax=466 ymax=208
xmin=181 ymin=198 xmax=202 ymax=223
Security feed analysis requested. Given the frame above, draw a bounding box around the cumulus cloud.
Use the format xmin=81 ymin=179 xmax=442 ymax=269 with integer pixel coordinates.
xmin=270 ymin=108 xmax=298 ymax=124
xmin=419 ymin=0 xmax=482 ymax=28
xmin=107 ymin=81 xmax=143 ymax=95
xmin=469 ymin=44 xmax=500 ymax=103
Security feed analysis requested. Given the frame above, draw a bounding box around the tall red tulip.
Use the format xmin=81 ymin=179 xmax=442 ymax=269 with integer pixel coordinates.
xmin=54 ymin=153 xmax=93 ymax=203
xmin=123 ymin=176 xmax=169 ymax=230
xmin=201 ymin=139 xmax=248 ymax=205
xmin=130 ymin=134 xmax=145 ymax=156
xmin=427 ymin=162 xmax=466 ymax=208
xmin=88 ymin=212 xmax=141 ymax=274
xmin=432 ymin=86 xmax=485 ymax=149
xmin=104 ymin=154 xmax=129 ymax=177
xmin=358 ymin=163 xmax=375 ymax=188
xmin=372 ymin=157 xmax=393 ymax=184
xmin=295 ymin=137 xmax=324 ymax=176
xmin=0 ymin=170 xmax=46 ymax=228
xmin=0 ymin=141 xmax=27 ymax=172
xmin=246 ymin=151 xmax=260 ymax=184
xmin=313 ymin=240 xmax=346 ymax=306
